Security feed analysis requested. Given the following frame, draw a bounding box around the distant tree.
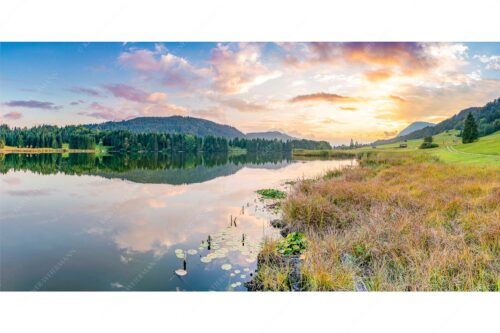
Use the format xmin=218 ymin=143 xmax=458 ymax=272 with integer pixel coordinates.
xmin=0 ymin=136 xmax=5 ymax=148
xmin=349 ymin=138 xmax=354 ymax=148
xmin=424 ymin=136 xmax=433 ymax=143
xmin=462 ymin=113 xmax=479 ymax=144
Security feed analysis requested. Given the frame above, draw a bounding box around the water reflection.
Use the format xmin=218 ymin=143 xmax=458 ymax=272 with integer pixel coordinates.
xmin=0 ymin=152 xmax=293 ymax=184
xmin=0 ymin=152 xmax=355 ymax=291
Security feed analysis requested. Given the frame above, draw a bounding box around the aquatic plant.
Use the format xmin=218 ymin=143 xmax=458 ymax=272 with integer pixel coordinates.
xmin=277 ymin=232 xmax=307 ymax=256
xmin=256 ymin=188 xmax=287 ymax=199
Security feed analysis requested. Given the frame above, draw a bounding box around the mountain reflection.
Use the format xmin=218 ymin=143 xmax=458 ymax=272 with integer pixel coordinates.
xmin=0 ymin=152 xmax=293 ymax=185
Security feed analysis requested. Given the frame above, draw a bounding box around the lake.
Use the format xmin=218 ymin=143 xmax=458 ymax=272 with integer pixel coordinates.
xmin=0 ymin=153 xmax=355 ymax=291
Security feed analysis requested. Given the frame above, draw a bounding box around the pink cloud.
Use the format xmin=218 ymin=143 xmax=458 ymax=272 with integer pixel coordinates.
xmin=282 ymin=42 xmax=437 ymax=75
xmin=104 ymin=84 xmax=150 ymax=103
xmin=118 ymin=47 xmax=207 ymax=89
xmin=210 ymin=43 xmax=281 ymax=94
xmin=3 ymin=111 xmax=23 ymax=120
xmin=103 ymin=84 xmax=168 ymax=105
xmin=78 ymin=102 xmax=123 ymax=121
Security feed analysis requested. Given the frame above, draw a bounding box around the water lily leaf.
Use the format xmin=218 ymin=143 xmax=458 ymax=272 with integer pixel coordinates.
xmin=200 ymin=257 xmax=211 ymax=263
xmin=175 ymin=269 xmax=187 ymax=277
xmin=187 ymin=249 xmax=198 ymax=255
xmin=240 ymin=274 xmax=246 ymax=279
xmin=221 ymin=264 xmax=232 ymax=270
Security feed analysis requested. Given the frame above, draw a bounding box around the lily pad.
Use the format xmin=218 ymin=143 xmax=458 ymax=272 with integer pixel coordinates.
xmin=175 ymin=269 xmax=187 ymax=276
xmin=187 ymin=249 xmax=198 ymax=255
xmin=240 ymin=274 xmax=246 ymax=279
xmin=221 ymin=264 xmax=232 ymax=271
xmin=200 ymin=257 xmax=211 ymax=263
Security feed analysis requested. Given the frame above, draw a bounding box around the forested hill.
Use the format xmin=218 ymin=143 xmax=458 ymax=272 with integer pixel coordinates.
xmin=86 ymin=116 xmax=244 ymax=138
xmin=373 ymin=98 xmax=500 ymax=145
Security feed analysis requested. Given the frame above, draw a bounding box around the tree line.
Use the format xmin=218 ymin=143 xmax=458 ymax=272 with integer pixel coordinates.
xmin=0 ymin=124 xmax=331 ymax=152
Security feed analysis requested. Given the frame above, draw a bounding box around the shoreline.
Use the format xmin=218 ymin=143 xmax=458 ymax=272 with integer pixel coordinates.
xmin=0 ymin=147 xmax=104 ymax=154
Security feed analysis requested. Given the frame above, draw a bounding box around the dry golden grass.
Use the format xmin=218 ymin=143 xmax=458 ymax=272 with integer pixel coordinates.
xmin=265 ymin=152 xmax=499 ymax=291
xmin=251 ymin=239 xmax=292 ymax=291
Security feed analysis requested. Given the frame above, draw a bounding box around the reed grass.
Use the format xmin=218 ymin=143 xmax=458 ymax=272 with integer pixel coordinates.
xmin=259 ymin=152 xmax=499 ymax=291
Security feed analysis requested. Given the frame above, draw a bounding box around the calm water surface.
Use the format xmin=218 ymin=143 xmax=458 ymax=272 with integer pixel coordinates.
xmin=0 ymin=153 xmax=354 ymax=291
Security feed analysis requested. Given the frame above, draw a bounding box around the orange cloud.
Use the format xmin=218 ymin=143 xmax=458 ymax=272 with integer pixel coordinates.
xmin=389 ymin=95 xmax=407 ymax=103
xmin=217 ymin=98 xmax=267 ymax=112
xmin=289 ymin=92 xmax=359 ymax=104
xmin=364 ymin=69 xmax=394 ymax=82
xmin=282 ymin=42 xmax=442 ymax=78
xmin=340 ymin=106 xmax=358 ymax=111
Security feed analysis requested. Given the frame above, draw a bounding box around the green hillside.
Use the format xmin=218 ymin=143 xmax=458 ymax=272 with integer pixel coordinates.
xmin=373 ymin=97 xmax=500 ymax=146
xmin=368 ymin=130 xmax=500 ymax=165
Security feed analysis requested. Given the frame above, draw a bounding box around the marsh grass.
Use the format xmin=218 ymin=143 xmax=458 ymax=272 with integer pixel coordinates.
xmin=261 ymin=152 xmax=499 ymax=291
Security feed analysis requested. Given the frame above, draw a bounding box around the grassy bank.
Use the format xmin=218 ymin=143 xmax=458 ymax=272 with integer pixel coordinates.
xmin=253 ymin=151 xmax=499 ymax=291
xmin=293 ymin=149 xmax=356 ymax=158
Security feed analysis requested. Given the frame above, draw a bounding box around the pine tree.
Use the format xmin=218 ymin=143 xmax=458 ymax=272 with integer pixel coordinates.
xmin=462 ymin=113 xmax=479 ymax=144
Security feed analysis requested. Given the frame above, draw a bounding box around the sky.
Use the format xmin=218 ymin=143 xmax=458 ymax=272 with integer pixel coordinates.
xmin=1 ymin=42 xmax=500 ymax=144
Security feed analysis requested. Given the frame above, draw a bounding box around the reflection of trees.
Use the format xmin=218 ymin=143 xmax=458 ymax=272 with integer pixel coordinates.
xmin=0 ymin=152 xmax=293 ymax=184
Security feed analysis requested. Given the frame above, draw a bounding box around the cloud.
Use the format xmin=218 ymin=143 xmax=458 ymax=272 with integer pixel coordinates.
xmin=389 ymin=95 xmax=406 ymax=103
xmin=3 ymin=111 xmax=23 ymax=120
xmin=140 ymin=103 xmax=188 ymax=117
xmin=474 ymin=54 xmax=500 ymax=70
xmin=282 ymin=42 xmax=470 ymax=84
xmin=70 ymin=100 xmax=85 ymax=106
xmin=374 ymin=79 xmax=500 ymax=122
xmin=217 ymin=98 xmax=267 ymax=112
xmin=284 ymin=42 xmax=435 ymax=72
xmin=3 ymin=100 xmax=61 ymax=110
xmin=363 ymin=69 xmax=394 ymax=82
xmin=69 ymin=86 xmax=104 ymax=97
xmin=322 ymin=118 xmax=346 ymax=125
xmin=289 ymin=92 xmax=359 ymax=104
xmin=340 ymin=106 xmax=357 ymax=111
xmin=79 ymin=102 xmax=121 ymax=121
xmin=210 ymin=43 xmax=282 ymax=94
xmin=104 ymin=84 xmax=150 ymax=103
xmin=118 ymin=46 xmax=208 ymax=89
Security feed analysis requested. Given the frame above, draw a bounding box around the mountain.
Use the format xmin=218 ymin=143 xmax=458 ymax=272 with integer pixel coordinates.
xmin=86 ymin=116 xmax=244 ymax=138
xmin=397 ymin=121 xmax=435 ymax=137
xmin=86 ymin=116 xmax=300 ymax=141
xmin=245 ymin=131 xmax=296 ymax=141
xmin=373 ymin=98 xmax=500 ymax=145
